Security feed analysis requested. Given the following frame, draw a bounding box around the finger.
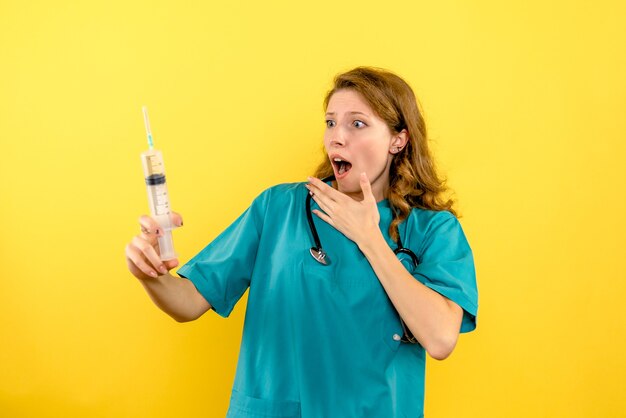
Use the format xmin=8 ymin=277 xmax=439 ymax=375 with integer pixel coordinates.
xmin=311 ymin=193 xmax=334 ymax=216
xmin=307 ymin=177 xmax=347 ymax=202
xmin=125 ymin=243 xmax=159 ymax=278
xmin=139 ymin=212 xmax=183 ymax=235
xmin=139 ymin=229 xmax=159 ymax=246
xmin=131 ymin=235 xmax=169 ymax=275
xmin=359 ymin=172 xmax=376 ymax=202
xmin=306 ymin=183 xmax=339 ymax=215
xmin=307 ymin=177 xmax=343 ymax=201
xmin=139 ymin=215 xmax=162 ymax=236
xmin=305 ymin=181 xmax=325 ymax=199
xmin=138 ymin=223 xmax=159 ymax=246
xmin=312 ymin=209 xmax=334 ymax=226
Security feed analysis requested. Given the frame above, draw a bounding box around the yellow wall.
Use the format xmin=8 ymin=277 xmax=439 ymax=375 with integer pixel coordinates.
xmin=1 ymin=1 xmax=625 ymax=417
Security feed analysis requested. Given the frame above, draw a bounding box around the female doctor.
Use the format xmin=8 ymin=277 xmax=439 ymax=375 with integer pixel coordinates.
xmin=125 ymin=67 xmax=478 ymax=418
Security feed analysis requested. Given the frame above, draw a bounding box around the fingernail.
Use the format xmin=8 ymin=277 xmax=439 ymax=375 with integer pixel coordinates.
xmin=160 ymin=266 xmax=168 ymax=273
xmin=150 ymin=271 xmax=158 ymax=277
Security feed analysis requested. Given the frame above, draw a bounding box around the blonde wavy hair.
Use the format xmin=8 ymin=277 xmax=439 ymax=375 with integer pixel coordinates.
xmin=313 ymin=66 xmax=458 ymax=243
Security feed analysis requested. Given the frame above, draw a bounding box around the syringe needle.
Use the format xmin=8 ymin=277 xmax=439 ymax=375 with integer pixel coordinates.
xmin=142 ymin=106 xmax=154 ymax=150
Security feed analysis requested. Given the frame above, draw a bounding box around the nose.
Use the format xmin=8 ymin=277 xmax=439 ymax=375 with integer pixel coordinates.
xmin=328 ymin=126 xmax=346 ymax=148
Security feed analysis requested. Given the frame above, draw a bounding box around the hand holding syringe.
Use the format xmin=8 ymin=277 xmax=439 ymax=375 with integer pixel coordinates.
xmin=125 ymin=107 xmax=183 ymax=280
xmin=124 ymin=109 xmax=211 ymax=320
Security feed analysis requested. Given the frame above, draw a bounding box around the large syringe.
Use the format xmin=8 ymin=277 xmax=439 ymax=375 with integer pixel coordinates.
xmin=140 ymin=106 xmax=176 ymax=261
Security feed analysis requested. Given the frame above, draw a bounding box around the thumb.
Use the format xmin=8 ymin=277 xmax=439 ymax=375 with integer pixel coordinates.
xmin=359 ymin=172 xmax=375 ymax=202
xmin=164 ymin=258 xmax=179 ymax=271
xmin=171 ymin=211 xmax=184 ymax=228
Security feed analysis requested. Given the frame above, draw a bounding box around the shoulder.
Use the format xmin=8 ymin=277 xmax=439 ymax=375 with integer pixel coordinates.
xmin=229 ymin=182 xmax=307 ymax=233
xmin=262 ymin=181 xmax=307 ymax=196
xmin=406 ymin=207 xmax=458 ymax=233
xmin=251 ymin=181 xmax=307 ymax=210
xmin=404 ymin=208 xmax=469 ymax=256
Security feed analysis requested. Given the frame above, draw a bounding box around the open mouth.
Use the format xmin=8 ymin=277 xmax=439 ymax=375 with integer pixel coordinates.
xmin=332 ymin=157 xmax=353 ymax=177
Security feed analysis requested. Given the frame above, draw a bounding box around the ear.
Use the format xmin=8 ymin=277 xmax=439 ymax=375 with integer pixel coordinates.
xmin=390 ymin=129 xmax=409 ymax=154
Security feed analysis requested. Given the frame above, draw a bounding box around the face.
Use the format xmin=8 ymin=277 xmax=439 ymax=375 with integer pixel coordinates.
xmin=324 ymin=89 xmax=406 ymax=201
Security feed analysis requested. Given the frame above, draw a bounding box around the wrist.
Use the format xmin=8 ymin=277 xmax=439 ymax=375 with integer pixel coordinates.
xmin=357 ymin=226 xmax=386 ymax=254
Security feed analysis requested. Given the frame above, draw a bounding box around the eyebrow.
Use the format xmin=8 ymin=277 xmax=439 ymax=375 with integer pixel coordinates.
xmin=325 ymin=111 xmax=371 ymax=117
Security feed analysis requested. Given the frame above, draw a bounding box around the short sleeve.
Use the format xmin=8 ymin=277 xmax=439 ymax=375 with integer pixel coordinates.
xmin=176 ymin=189 xmax=270 ymax=318
xmin=412 ymin=212 xmax=479 ymax=333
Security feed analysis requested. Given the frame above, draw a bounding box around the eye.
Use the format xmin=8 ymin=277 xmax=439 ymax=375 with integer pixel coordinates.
xmin=353 ymin=120 xmax=366 ymax=128
xmin=325 ymin=120 xmax=336 ymax=128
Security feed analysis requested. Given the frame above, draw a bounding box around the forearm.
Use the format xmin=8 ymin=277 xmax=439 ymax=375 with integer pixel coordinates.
xmin=358 ymin=231 xmax=462 ymax=360
xmin=137 ymin=272 xmax=211 ymax=322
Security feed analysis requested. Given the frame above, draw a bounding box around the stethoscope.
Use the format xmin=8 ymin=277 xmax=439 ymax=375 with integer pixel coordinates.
xmin=305 ymin=175 xmax=420 ymax=343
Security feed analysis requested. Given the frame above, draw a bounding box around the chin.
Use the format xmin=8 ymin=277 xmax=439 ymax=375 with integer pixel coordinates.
xmin=336 ymin=177 xmax=361 ymax=195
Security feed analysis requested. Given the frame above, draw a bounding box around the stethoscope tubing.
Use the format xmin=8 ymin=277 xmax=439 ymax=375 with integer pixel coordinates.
xmin=305 ymin=175 xmax=420 ymax=343
xmin=305 ymin=183 xmax=324 ymax=254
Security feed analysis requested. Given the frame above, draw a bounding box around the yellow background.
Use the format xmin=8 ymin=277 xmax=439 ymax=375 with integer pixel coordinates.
xmin=1 ymin=0 xmax=625 ymax=417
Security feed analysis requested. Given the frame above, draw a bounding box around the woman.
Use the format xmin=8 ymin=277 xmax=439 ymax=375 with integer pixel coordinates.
xmin=125 ymin=67 xmax=478 ymax=417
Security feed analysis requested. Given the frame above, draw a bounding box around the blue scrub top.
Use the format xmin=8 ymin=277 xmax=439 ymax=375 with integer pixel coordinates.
xmin=177 ymin=182 xmax=478 ymax=418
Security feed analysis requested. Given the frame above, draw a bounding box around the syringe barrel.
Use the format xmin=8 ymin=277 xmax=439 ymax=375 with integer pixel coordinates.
xmin=141 ymin=149 xmax=177 ymax=261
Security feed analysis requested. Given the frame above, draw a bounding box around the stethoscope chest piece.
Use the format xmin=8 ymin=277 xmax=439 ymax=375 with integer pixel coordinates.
xmin=310 ymin=247 xmax=331 ymax=265
xmin=306 ymin=176 xmax=335 ymax=266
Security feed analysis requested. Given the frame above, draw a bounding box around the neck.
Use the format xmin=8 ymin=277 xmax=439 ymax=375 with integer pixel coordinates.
xmin=331 ymin=180 xmax=388 ymax=202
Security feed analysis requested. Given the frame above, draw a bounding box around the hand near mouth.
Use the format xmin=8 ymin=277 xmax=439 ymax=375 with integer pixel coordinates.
xmin=306 ymin=173 xmax=381 ymax=246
